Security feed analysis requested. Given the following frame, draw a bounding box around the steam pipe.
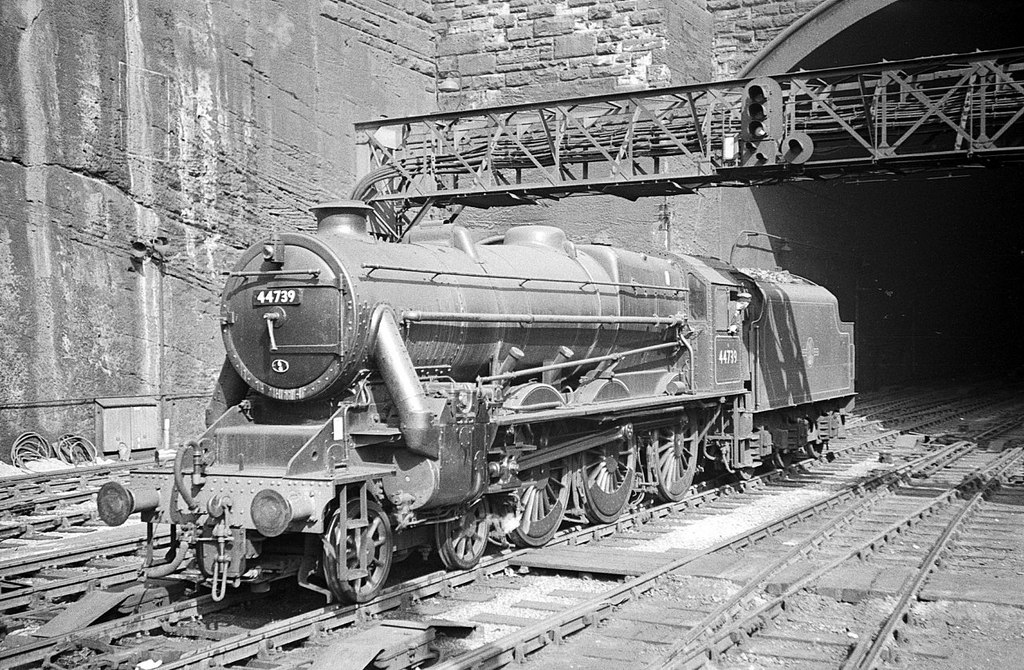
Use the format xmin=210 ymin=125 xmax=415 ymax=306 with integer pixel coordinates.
xmin=143 ymin=539 xmax=189 ymax=579
xmin=173 ymin=441 xmax=202 ymax=513
xmin=373 ymin=307 xmax=440 ymax=458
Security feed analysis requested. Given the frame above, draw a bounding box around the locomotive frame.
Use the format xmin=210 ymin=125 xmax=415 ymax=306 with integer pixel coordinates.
xmin=97 ymin=201 xmax=854 ymax=604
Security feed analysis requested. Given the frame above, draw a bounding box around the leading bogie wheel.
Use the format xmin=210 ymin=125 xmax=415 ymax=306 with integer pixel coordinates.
xmin=579 ymin=429 xmax=637 ymax=524
xmin=323 ymin=498 xmax=393 ymax=603
xmin=435 ymin=498 xmax=490 ymax=570
xmin=511 ymin=460 xmax=571 ymax=547
xmin=651 ymin=416 xmax=699 ymax=503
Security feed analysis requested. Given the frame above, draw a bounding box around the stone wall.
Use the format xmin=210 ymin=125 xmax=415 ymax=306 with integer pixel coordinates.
xmin=434 ymin=0 xmax=713 ymax=108
xmin=0 ymin=0 xmax=880 ymax=457
xmin=434 ymin=0 xmax=720 ymax=288
xmin=709 ymin=0 xmax=828 ymax=77
xmin=0 ymin=0 xmax=435 ymax=456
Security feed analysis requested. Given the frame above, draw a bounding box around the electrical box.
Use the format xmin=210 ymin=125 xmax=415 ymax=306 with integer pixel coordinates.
xmin=95 ymin=397 xmax=159 ymax=458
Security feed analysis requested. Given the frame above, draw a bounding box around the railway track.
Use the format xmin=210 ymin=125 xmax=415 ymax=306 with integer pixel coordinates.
xmin=0 ymin=382 xmax=994 ymax=549
xmin=854 ymin=379 xmax=1014 ymax=427
xmin=0 ymin=424 xmax=899 ymax=669
xmin=888 ymin=458 xmax=1024 ymax=668
xmin=647 ymin=445 xmax=1023 ymax=669
xmin=0 ymin=462 xmax=132 ymax=543
xmin=0 ymin=386 xmax=1018 ymax=669
xmin=428 ymin=415 xmax=1022 ymax=670
xmin=0 ymin=523 xmax=171 ymax=618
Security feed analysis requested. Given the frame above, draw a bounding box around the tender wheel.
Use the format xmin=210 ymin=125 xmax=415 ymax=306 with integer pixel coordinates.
xmin=322 ymin=499 xmax=393 ymax=603
xmin=511 ymin=460 xmax=570 ymax=547
xmin=651 ymin=416 xmax=699 ymax=503
xmin=579 ymin=428 xmax=637 ymax=524
xmin=435 ymin=498 xmax=490 ymax=570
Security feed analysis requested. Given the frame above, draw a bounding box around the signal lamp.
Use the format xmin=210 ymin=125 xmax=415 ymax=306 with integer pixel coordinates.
xmin=780 ymin=131 xmax=815 ymax=164
xmin=740 ymin=77 xmax=783 ymax=166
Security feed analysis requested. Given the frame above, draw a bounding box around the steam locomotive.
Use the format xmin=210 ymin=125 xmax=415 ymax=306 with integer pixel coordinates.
xmin=97 ymin=201 xmax=854 ymax=603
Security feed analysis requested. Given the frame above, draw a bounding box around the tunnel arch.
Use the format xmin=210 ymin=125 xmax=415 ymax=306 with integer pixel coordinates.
xmin=738 ymin=0 xmax=899 ymax=78
xmin=725 ymin=0 xmax=1024 ymax=388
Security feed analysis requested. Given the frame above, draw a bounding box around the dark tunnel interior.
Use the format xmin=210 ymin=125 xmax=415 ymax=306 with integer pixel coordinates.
xmin=754 ymin=0 xmax=1024 ymax=390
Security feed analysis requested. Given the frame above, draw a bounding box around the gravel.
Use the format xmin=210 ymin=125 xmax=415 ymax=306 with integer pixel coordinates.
xmin=441 ymin=573 xmax=610 ymax=644
xmin=625 ymin=459 xmax=892 ymax=554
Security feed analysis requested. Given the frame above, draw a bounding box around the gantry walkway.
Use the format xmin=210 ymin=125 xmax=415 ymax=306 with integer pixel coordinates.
xmin=354 ymin=47 xmax=1024 ymax=239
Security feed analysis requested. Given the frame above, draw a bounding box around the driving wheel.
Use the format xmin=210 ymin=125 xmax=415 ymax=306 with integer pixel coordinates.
xmin=579 ymin=428 xmax=637 ymax=523
xmin=511 ymin=460 xmax=570 ymax=547
xmin=651 ymin=416 xmax=699 ymax=503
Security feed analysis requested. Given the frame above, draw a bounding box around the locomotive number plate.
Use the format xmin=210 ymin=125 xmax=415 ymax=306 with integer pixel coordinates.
xmin=714 ymin=336 xmax=746 ymax=385
xmin=252 ymin=288 xmax=303 ymax=306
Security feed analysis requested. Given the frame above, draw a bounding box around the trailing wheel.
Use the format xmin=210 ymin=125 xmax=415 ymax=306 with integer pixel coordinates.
xmin=650 ymin=416 xmax=699 ymax=503
xmin=435 ymin=498 xmax=490 ymax=570
xmin=579 ymin=428 xmax=637 ymax=524
xmin=322 ymin=499 xmax=393 ymax=603
xmin=511 ymin=460 xmax=570 ymax=547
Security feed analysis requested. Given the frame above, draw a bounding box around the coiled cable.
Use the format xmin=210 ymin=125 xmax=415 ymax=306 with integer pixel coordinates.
xmin=54 ymin=434 xmax=98 ymax=464
xmin=10 ymin=432 xmax=53 ymax=467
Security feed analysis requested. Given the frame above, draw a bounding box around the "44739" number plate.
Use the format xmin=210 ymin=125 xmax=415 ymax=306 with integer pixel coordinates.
xmin=252 ymin=288 xmax=303 ymax=306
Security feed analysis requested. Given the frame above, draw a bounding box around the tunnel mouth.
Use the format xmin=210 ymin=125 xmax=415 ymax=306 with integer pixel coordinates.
xmin=737 ymin=0 xmax=1024 ymax=388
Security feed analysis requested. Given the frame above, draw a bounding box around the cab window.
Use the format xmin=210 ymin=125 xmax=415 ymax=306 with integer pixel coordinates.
xmin=688 ymin=274 xmax=707 ymax=320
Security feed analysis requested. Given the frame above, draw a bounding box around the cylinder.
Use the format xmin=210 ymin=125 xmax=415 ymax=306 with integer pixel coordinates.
xmin=96 ymin=481 xmax=160 ymax=526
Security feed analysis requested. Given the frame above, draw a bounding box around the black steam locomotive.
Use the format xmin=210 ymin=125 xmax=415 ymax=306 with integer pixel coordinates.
xmin=97 ymin=201 xmax=854 ymax=603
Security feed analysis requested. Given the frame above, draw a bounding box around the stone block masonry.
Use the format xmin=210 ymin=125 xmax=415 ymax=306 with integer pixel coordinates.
xmin=434 ymin=0 xmax=714 ymax=108
xmin=434 ymin=0 xmax=721 ymax=293
xmin=433 ymin=0 xmax=832 ymax=105
xmin=0 ymin=0 xmax=832 ymax=456
xmin=0 ymin=0 xmax=435 ymax=454
xmin=709 ymin=0 xmax=830 ymax=76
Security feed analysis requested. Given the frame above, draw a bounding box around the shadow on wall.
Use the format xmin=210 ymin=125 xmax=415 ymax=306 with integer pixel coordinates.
xmin=756 ymin=288 xmax=813 ymax=407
